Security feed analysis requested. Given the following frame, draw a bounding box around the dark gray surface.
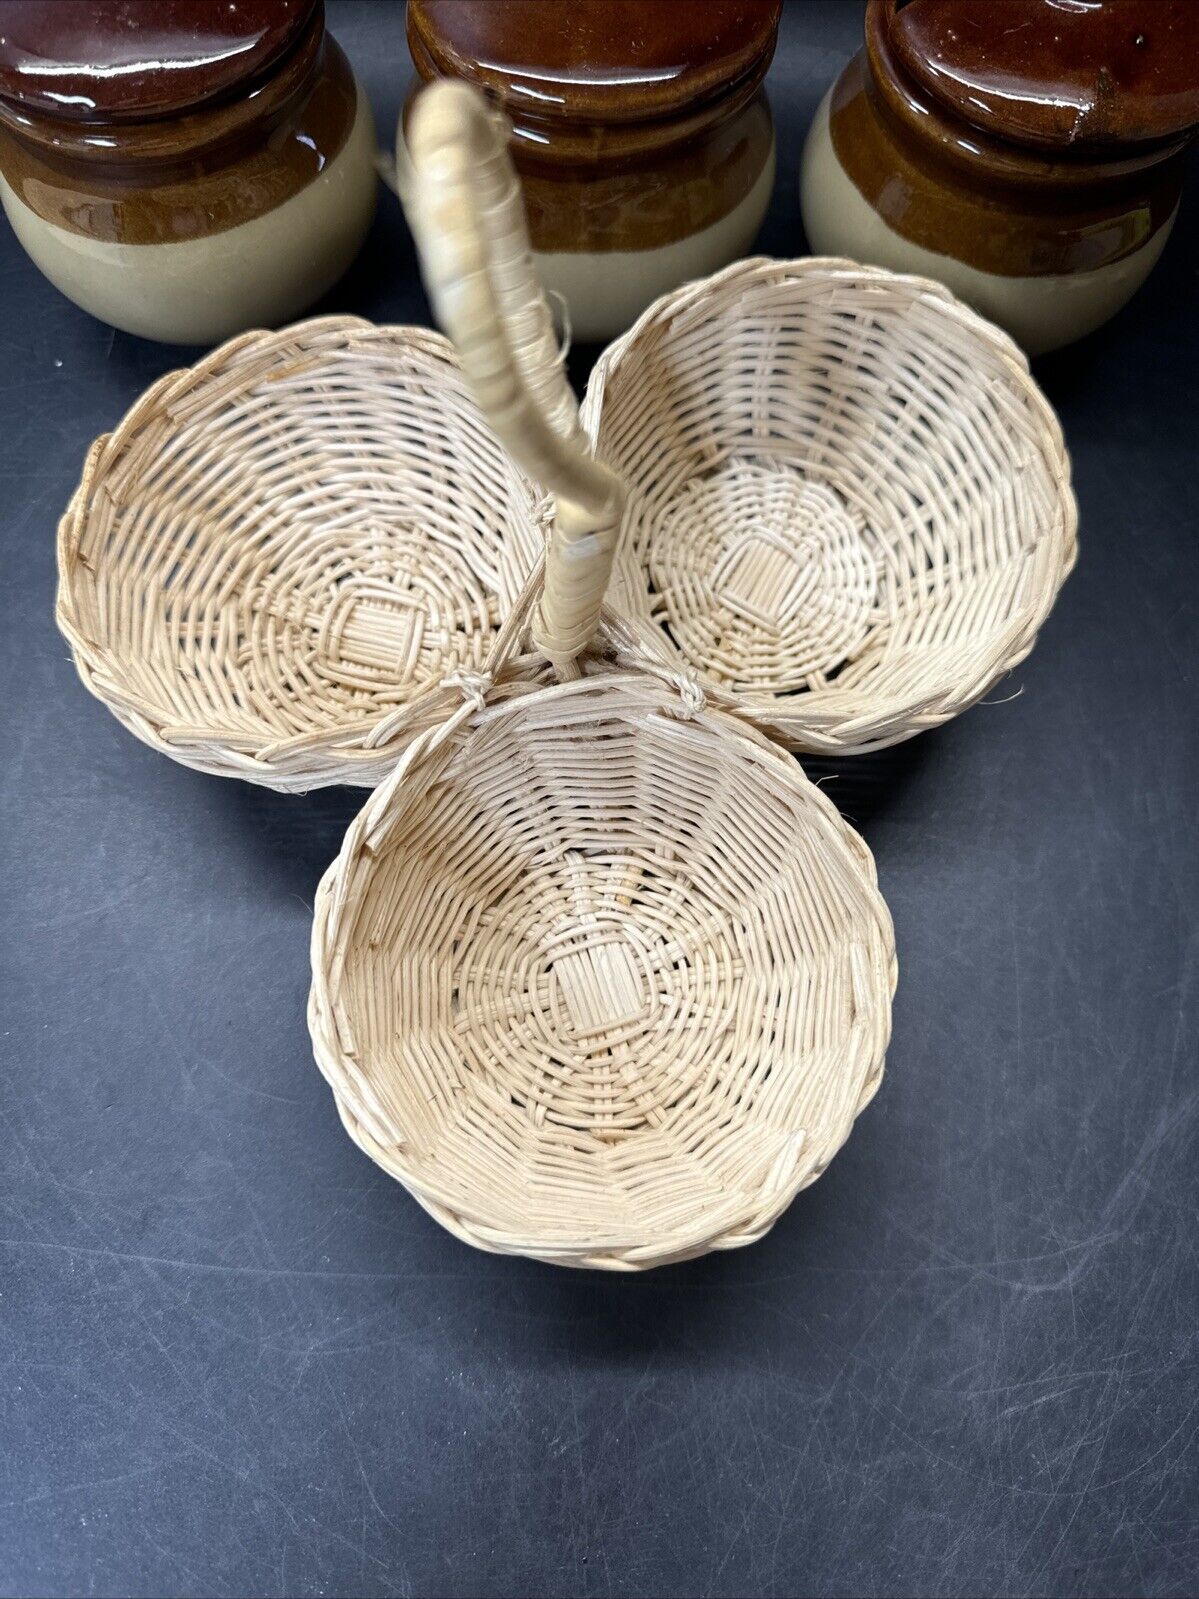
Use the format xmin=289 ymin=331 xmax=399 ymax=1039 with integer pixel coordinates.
xmin=2 ymin=4 xmax=1197 ymax=1596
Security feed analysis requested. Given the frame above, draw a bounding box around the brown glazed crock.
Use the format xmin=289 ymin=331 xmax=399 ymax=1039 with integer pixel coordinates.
xmin=800 ymin=0 xmax=1199 ymax=353
xmin=0 ymin=0 xmax=377 ymax=343
xmin=407 ymin=0 xmax=782 ymax=341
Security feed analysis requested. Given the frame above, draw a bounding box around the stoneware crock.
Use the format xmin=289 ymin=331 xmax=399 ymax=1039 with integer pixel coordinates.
xmin=0 ymin=0 xmax=378 ymax=343
xmin=801 ymin=0 xmax=1199 ymax=353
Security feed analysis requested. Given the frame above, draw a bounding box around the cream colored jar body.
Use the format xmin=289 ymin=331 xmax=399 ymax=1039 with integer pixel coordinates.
xmin=534 ymin=140 xmax=776 ymax=344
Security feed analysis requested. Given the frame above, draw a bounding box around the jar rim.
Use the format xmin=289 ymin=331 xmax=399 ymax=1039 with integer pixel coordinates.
xmin=0 ymin=0 xmax=321 ymax=127
xmin=864 ymin=0 xmax=1191 ymax=189
xmin=0 ymin=3 xmax=326 ymax=168
xmin=876 ymin=0 xmax=1199 ymax=154
xmin=407 ymin=0 xmax=781 ymax=129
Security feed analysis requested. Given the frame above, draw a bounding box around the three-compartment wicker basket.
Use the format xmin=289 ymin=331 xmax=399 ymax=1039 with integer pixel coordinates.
xmin=308 ymin=82 xmax=896 ymax=1268
xmin=54 ymin=77 xmax=1077 ymax=1269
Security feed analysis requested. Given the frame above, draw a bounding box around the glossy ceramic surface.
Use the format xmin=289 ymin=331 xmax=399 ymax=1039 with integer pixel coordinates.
xmin=0 ymin=0 xmax=375 ymax=341
xmin=408 ymin=0 xmax=779 ymax=123
xmin=888 ymin=0 xmax=1199 ymax=150
xmin=0 ymin=29 xmax=359 ymax=244
xmin=801 ymin=0 xmax=1196 ymax=352
xmin=0 ymin=0 xmax=318 ymax=119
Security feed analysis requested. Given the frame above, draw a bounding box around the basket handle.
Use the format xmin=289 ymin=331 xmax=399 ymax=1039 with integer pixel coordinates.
xmin=401 ymin=81 xmax=626 ymax=677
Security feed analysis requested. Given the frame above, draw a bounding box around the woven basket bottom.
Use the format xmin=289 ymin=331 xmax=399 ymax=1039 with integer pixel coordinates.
xmin=282 ymin=522 xmax=502 ymax=711
xmin=645 ymin=457 xmax=877 ymax=693
xmin=146 ymin=519 xmax=504 ymax=739
xmin=449 ymin=851 xmax=791 ymax=1140
xmin=54 ymin=320 xmax=549 ymax=785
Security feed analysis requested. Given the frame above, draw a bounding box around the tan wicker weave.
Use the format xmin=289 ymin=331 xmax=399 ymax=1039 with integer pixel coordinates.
xmin=310 ymin=666 xmax=895 ymax=1269
xmin=584 ymin=257 xmax=1078 ymax=755
xmin=56 ymin=318 xmax=546 ymax=790
xmin=309 ymin=82 xmax=896 ymax=1270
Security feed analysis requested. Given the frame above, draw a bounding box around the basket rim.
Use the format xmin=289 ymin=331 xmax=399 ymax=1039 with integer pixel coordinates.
xmin=307 ymin=667 xmax=898 ymax=1270
xmin=582 ymin=255 xmax=1080 ymax=756
xmin=55 ymin=314 xmax=548 ymax=791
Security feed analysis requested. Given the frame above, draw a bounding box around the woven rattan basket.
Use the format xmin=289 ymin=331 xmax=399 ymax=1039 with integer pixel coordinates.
xmin=309 ymin=83 xmax=896 ymax=1270
xmin=56 ymin=318 xmax=548 ymax=790
xmin=584 ymin=257 xmax=1078 ymax=755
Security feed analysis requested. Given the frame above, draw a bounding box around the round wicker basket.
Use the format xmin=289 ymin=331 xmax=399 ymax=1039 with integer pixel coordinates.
xmin=309 ymin=82 xmax=896 ymax=1270
xmin=56 ymin=318 xmax=546 ymax=790
xmin=584 ymin=257 xmax=1078 ymax=755
xmin=310 ymin=669 xmax=895 ymax=1269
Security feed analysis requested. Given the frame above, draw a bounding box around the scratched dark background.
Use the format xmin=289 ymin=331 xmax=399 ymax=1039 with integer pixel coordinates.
xmin=1 ymin=3 xmax=1197 ymax=1596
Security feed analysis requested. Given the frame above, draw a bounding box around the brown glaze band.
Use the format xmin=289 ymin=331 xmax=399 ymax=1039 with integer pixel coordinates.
xmin=407 ymin=21 xmax=775 ymax=166
xmin=828 ymin=9 xmax=1186 ymax=279
xmin=883 ymin=0 xmax=1199 ymax=153
xmin=0 ymin=22 xmax=357 ymax=244
xmin=0 ymin=0 xmax=322 ymax=123
xmin=520 ymin=89 xmax=772 ymax=253
xmin=864 ymin=1 xmax=1190 ymax=191
xmin=407 ymin=63 xmax=774 ymax=254
xmin=0 ymin=4 xmax=327 ymax=168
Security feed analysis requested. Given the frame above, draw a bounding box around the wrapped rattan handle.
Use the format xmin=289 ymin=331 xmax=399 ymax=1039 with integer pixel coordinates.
xmin=402 ymin=81 xmax=626 ymax=676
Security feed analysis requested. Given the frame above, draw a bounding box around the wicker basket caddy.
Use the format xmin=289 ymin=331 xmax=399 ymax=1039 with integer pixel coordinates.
xmin=585 ymin=257 xmax=1078 ymax=755
xmin=56 ymin=318 xmax=548 ymax=791
xmin=308 ymin=82 xmax=897 ymax=1270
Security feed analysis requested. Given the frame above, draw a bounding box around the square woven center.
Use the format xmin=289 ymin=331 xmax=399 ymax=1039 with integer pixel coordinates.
xmin=710 ymin=527 xmax=820 ymax=629
xmin=327 ymin=580 xmax=426 ymax=674
xmin=547 ymin=933 xmax=648 ymax=1042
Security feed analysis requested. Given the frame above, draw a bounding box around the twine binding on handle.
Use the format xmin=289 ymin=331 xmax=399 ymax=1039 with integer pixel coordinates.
xmin=403 ymin=81 xmax=625 ymax=679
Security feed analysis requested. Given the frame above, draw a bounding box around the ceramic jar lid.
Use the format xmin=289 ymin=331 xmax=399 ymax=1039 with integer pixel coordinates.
xmin=884 ymin=0 xmax=1199 ymax=152
xmin=0 ymin=0 xmax=319 ymax=122
xmin=407 ymin=0 xmax=781 ymax=124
